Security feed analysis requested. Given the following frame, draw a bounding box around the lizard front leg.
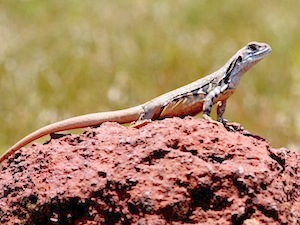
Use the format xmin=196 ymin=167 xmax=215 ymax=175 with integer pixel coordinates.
xmin=216 ymin=100 xmax=228 ymax=124
xmin=203 ymin=86 xmax=223 ymax=122
xmin=202 ymin=86 xmax=236 ymax=129
xmin=217 ymin=99 xmax=243 ymax=131
xmin=131 ymin=102 xmax=162 ymax=128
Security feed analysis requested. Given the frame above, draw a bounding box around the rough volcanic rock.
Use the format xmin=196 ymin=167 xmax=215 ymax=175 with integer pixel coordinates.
xmin=0 ymin=117 xmax=299 ymax=225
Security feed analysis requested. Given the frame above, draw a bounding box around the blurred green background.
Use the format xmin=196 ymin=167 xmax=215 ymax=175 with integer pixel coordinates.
xmin=1 ymin=1 xmax=300 ymax=153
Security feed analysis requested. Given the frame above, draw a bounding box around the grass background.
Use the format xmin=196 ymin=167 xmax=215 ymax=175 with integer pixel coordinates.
xmin=1 ymin=1 xmax=300 ymax=152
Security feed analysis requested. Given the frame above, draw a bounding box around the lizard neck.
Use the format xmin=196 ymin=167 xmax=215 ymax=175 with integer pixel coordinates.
xmin=227 ymin=70 xmax=244 ymax=89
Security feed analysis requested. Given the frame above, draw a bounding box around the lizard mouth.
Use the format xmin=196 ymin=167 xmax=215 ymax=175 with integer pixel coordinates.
xmin=258 ymin=45 xmax=272 ymax=55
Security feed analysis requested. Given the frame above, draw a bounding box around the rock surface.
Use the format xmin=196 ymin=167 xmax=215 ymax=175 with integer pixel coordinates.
xmin=0 ymin=117 xmax=299 ymax=225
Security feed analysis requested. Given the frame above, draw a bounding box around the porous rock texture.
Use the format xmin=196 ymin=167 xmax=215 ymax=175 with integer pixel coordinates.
xmin=0 ymin=117 xmax=299 ymax=225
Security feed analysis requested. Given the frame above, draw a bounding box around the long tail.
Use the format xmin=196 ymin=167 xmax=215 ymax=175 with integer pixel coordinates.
xmin=1 ymin=105 xmax=143 ymax=164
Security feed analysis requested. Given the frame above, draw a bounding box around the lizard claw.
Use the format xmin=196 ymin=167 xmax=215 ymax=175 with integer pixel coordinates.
xmin=203 ymin=114 xmax=223 ymax=126
xmin=218 ymin=117 xmax=228 ymax=124
xmin=204 ymin=114 xmax=243 ymax=132
xmin=217 ymin=116 xmax=244 ymax=132
xmin=223 ymin=122 xmax=244 ymax=132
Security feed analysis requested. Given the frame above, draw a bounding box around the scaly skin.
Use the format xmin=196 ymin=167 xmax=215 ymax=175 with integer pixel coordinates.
xmin=1 ymin=41 xmax=271 ymax=164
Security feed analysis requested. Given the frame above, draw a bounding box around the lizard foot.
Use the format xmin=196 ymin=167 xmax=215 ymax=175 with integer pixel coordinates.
xmin=223 ymin=122 xmax=244 ymax=132
xmin=203 ymin=114 xmax=223 ymax=127
xmin=130 ymin=119 xmax=152 ymax=128
xmin=203 ymin=115 xmax=243 ymax=132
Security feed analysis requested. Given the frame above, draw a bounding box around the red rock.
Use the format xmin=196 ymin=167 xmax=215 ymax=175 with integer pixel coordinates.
xmin=0 ymin=117 xmax=299 ymax=224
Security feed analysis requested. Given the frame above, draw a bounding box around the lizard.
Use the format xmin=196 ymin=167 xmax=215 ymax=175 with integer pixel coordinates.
xmin=0 ymin=41 xmax=271 ymax=164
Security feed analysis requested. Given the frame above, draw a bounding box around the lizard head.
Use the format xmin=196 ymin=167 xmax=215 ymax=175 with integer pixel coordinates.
xmin=225 ymin=42 xmax=271 ymax=79
xmin=240 ymin=42 xmax=272 ymax=66
xmin=223 ymin=42 xmax=271 ymax=86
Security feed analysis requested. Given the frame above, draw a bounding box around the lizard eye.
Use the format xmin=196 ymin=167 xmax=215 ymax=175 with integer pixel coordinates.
xmin=247 ymin=44 xmax=257 ymax=51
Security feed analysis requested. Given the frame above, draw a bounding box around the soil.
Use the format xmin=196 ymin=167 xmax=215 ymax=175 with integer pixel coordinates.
xmin=0 ymin=117 xmax=299 ymax=225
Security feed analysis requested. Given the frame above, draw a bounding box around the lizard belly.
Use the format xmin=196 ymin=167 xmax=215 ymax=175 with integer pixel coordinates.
xmin=159 ymin=88 xmax=234 ymax=119
xmin=159 ymin=94 xmax=205 ymax=118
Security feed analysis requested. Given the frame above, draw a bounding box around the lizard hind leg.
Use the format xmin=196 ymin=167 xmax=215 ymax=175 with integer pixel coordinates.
xmin=130 ymin=103 xmax=160 ymax=128
xmin=131 ymin=117 xmax=152 ymax=128
xmin=130 ymin=110 xmax=151 ymax=128
xmin=202 ymin=87 xmax=223 ymax=126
